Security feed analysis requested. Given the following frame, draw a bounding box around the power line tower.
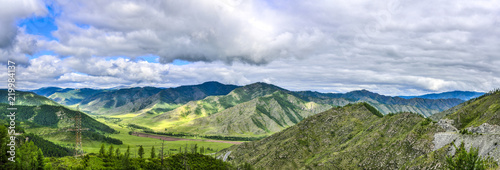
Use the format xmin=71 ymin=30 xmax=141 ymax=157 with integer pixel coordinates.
xmin=66 ymin=105 xmax=89 ymax=157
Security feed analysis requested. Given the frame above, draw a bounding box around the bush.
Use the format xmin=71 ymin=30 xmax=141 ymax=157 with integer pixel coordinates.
xmin=446 ymin=142 xmax=490 ymax=170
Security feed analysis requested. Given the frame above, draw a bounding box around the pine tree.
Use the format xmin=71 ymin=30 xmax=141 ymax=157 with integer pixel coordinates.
xmin=108 ymin=145 xmax=114 ymax=158
xmin=138 ymin=145 xmax=144 ymax=159
xmin=116 ymin=148 xmax=121 ymax=159
xmin=82 ymin=154 xmax=90 ymax=167
xmin=151 ymin=146 xmax=155 ymax=159
xmin=36 ymin=148 xmax=44 ymax=170
xmin=122 ymin=146 xmax=131 ymax=169
xmin=99 ymin=144 xmax=105 ymax=157
xmin=125 ymin=146 xmax=130 ymax=159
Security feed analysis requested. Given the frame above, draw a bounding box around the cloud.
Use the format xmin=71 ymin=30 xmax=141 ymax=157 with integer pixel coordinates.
xmin=0 ymin=0 xmax=46 ymax=48
xmin=3 ymin=0 xmax=500 ymax=96
xmin=0 ymin=0 xmax=47 ymax=64
xmin=6 ymin=56 xmax=170 ymax=89
xmin=44 ymin=0 xmax=351 ymax=64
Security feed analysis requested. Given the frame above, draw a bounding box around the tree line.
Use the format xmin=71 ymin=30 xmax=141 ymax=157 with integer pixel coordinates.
xmin=141 ymin=130 xmax=266 ymax=141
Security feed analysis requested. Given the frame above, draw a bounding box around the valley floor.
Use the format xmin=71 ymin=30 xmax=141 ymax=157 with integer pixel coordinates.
xmin=131 ymin=132 xmax=244 ymax=144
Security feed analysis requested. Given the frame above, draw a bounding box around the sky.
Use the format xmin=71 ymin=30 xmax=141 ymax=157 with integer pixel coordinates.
xmin=0 ymin=0 xmax=499 ymax=96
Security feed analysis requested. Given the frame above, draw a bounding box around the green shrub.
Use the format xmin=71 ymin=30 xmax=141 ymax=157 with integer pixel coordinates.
xmin=446 ymin=142 xmax=489 ymax=170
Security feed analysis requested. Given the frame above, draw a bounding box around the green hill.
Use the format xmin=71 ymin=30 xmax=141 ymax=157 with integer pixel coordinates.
xmin=294 ymin=89 xmax=464 ymax=116
xmin=30 ymin=87 xmax=74 ymax=96
xmin=127 ymin=82 xmax=291 ymax=131
xmin=74 ymin=81 xmax=239 ymax=115
xmin=0 ymin=104 xmax=115 ymax=133
xmin=0 ymin=102 xmax=121 ymax=145
xmin=223 ymin=103 xmax=443 ymax=169
xmin=0 ymin=90 xmax=59 ymax=106
xmin=30 ymin=83 xmax=464 ymax=118
xmin=441 ymin=89 xmax=500 ymax=129
xmin=166 ymin=91 xmax=331 ymax=137
xmin=48 ymin=88 xmax=105 ymax=105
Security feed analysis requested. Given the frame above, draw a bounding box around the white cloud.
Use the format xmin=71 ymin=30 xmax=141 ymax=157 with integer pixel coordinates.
xmin=2 ymin=0 xmax=500 ymax=96
xmin=0 ymin=0 xmax=47 ymax=65
xmin=0 ymin=0 xmax=46 ymax=48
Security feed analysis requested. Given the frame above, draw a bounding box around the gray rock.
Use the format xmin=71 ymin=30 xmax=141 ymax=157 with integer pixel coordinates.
xmin=466 ymin=123 xmax=500 ymax=134
xmin=433 ymin=123 xmax=500 ymax=164
xmin=437 ymin=119 xmax=458 ymax=132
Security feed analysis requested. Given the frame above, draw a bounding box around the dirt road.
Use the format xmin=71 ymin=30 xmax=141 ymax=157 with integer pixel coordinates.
xmin=131 ymin=132 xmax=244 ymax=144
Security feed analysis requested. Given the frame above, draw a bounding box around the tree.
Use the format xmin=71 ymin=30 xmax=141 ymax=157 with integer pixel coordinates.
xmin=108 ymin=145 xmax=114 ymax=158
xmin=99 ymin=144 xmax=105 ymax=157
xmin=151 ymin=146 xmax=156 ymax=159
xmin=116 ymin=148 xmax=121 ymax=159
xmin=446 ymin=142 xmax=487 ymax=170
xmin=0 ymin=126 xmax=9 ymax=169
xmin=82 ymin=154 xmax=90 ymax=167
xmin=191 ymin=144 xmax=198 ymax=154
xmin=200 ymin=146 xmax=205 ymax=154
xmin=138 ymin=145 xmax=144 ymax=159
xmin=36 ymin=148 xmax=44 ymax=170
xmin=122 ymin=146 xmax=131 ymax=169
xmin=17 ymin=141 xmax=41 ymax=169
xmin=125 ymin=146 xmax=130 ymax=159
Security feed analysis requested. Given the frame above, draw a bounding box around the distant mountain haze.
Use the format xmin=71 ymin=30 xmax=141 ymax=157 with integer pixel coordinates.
xmin=398 ymin=91 xmax=485 ymax=101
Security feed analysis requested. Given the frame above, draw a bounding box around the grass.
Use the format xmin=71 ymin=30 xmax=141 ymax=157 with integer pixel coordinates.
xmin=27 ymin=115 xmax=236 ymax=158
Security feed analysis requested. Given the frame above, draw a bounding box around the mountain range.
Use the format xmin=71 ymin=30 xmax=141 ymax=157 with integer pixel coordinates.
xmin=221 ymin=90 xmax=500 ymax=169
xmin=398 ymin=90 xmax=485 ymax=101
xmin=2 ymin=82 xmax=499 ymax=169
xmin=0 ymin=89 xmax=120 ymax=145
xmin=26 ymin=82 xmax=469 ymax=138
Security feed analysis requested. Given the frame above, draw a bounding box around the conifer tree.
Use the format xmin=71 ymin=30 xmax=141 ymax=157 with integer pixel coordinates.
xmin=108 ymin=145 xmax=114 ymax=158
xmin=138 ymin=145 xmax=144 ymax=159
xmin=116 ymin=148 xmax=121 ymax=159
xmin=99 ymin=144 xmax=105 ymax=157
xmin=36 ymin=148 xmax=44 ymax=170
xmin=151 ymin=146 xmax=156 ymax=159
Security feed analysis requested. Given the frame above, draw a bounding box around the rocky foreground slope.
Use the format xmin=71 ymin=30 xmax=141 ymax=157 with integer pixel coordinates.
xmin=222 ymin=103 xmax=444 ymax=169
xmin=222 ymin=90 xmax=500 ymax=169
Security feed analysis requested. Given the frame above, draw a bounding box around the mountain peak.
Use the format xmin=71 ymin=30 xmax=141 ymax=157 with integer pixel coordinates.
xmin=200 ymin=81 xmax=224 ymax=85
xmin=243 ymin=82 xmax=284 ymax=90
xmin=344 ymin=89 xmax=381 ymax=98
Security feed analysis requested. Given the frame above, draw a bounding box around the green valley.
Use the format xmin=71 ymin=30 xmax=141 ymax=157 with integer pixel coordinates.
xmin=2 ymin=83 xmax=497 ymax=169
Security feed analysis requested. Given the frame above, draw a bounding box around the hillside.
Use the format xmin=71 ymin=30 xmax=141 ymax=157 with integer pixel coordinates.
xmin=410 ymin=90 xmax=500 ymax=169
xmin=166 ymin=91 xmax=331 ymax=137
xmin=30 ymin=87 xmax=75 ymax=97
xmin=399 ymin=91 xmax=485 ymax=100
xmin=48 ymin=88 xmax=105 ymax=105
xmin=223 ymin=103 xmax=444 ymax=169
xmin=294 ymin=90 xmax=463 ymax=117
xmin=441 ymin=90 xmax=500 ymax=129
xmin=30 ymin=83 xmax=465 ymax=118
xmin=77 ymin=81 xmax=239 ymax=115
xmin=128 ymin=82 xmax=291 ymax=131
xmin=0 ymin=104 xmax=115 ymax=133
xmin=0 ymin=90 xmax=59 ymax=106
